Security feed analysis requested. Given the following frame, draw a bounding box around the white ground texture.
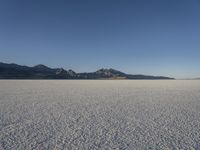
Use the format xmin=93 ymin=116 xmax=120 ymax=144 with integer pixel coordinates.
xmin=0 ymin=80 xmax=200 ymax=150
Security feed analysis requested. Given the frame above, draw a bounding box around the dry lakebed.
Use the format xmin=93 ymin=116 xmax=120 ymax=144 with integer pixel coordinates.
xmin=0 ymin=80 xmax=200 ymax=149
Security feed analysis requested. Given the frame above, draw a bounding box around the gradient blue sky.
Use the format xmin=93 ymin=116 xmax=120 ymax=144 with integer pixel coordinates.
xmin=0 ymin=0 xmax=200 ymax=78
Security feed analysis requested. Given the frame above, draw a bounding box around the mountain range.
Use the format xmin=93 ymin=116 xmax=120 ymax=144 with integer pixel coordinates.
xmin=0 ymin=62 xmax=174 ymax=79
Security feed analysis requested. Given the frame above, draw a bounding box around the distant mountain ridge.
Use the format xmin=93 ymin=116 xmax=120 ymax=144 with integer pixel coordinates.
xmin=0 ymin=62 xmax=174 ymax=79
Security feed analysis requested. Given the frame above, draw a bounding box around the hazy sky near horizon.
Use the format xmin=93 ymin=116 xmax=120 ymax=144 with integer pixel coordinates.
xmin=0 ymin=0 xmax=200 ymax=78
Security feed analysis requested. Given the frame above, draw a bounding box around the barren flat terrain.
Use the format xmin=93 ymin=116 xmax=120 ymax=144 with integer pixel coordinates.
xmin=0 ymin=80 xmax=200 ymax=149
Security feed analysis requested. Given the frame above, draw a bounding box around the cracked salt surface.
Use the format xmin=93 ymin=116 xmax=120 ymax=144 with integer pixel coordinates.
xmin=0 ymin=80 xmax=200 ymax=149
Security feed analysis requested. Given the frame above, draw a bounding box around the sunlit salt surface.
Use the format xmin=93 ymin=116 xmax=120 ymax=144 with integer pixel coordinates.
xmin=0 ymin=80 xmax=200 ymax=149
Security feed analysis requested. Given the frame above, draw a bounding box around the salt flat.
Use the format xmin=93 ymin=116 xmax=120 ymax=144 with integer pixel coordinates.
xmin=0 ymin=80 xmax=200 ymax=150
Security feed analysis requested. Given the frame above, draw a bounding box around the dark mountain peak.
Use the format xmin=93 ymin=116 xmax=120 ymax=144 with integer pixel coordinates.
xmin=32 ymin=64 xmax=54 ymax=73
xmin=0 ymin=62 xmax=24 ymax=68
xmin=108 ymin=68 xmax=125 ymax=74
xmin=67 ymin=69 xmax=76 ymax=76
xmin=55 ymin=68 xmax=76 ymax=77
xmin=55 ymin=68 xmax=67 ymax=75
xmin=96 ymin=68 xmax=125 ymax=76
xmin=96 ymin=68 xmax=112 ymax=76
xmin=33 ymin=64 xmax=50 ymax=69
xmin=95 ymin=68 xmax=125 ymax=78
xmin=96 ymin=68 xmax=117 ymax=73
xmin=96 ymin=68 xmax=109 ymax=73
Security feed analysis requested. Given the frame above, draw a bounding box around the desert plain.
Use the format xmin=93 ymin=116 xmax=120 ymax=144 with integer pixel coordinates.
xmin=0 ymin=80 xmax=200 ymax=149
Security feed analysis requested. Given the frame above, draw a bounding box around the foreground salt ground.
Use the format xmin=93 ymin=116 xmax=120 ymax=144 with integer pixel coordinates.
xmin=0 ymin=80 xmax=200 ymax=149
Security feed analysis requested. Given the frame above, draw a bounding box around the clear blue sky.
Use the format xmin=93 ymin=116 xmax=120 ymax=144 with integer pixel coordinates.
xmin=0 ymin=0 xmax=200 ymax=78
